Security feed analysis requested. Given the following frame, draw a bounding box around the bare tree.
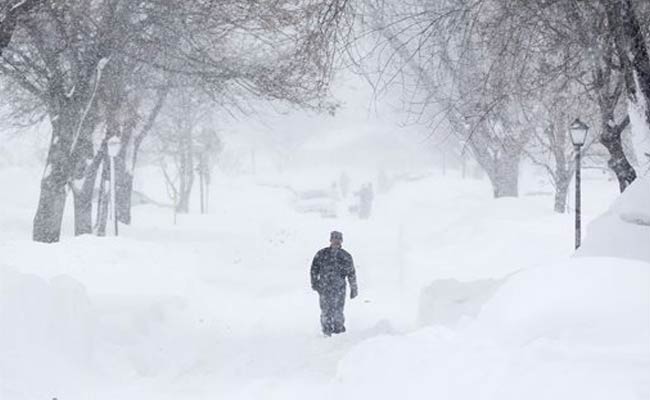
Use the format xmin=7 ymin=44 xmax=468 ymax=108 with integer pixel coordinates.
xmin=486 ymin=0 xmax=647 ymax=191
xmin=355 ymin=0 xmax=648 ymax=199
xmin=1 ymin=0 xmax=353 ymax=242
xmin=0 ymin=1 xmax=116 ymax=242
xmin=355 ymin=0 xmax=530 ymax=197
xmin=521 ymin=89 xmax=602 ymax=213
xmin=154 ymin=88 xmax=204 ymax=213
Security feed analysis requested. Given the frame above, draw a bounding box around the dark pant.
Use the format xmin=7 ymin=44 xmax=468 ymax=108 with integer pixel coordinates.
xmin=319 ymin=287 xmax=346 ymax=335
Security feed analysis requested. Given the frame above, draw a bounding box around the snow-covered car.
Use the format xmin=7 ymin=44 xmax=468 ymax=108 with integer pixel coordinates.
xmin=292 ymin=189 xmax=338 ymax=218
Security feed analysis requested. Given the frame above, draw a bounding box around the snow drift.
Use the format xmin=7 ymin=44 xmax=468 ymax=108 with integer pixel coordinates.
xmin=336 ymin=257 xmax=650 ymax=400
xmin=0 ymin=266 xmax=96 ymax=399
xmin=577 ymin=175 xmax=650 ymax=263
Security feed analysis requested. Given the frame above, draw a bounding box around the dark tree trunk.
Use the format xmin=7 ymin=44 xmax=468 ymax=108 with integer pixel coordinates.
xmin=114 ymin=110 xmax=137 ymax=225
xmin=599 ymin=0 xmax=648 ymax=192
xmin=33 ymin=117 xmax=72 ymax=243
xmin=617 ymin=0 xmax=650 ymax=128
xmin=73 ymin=186 xmax=93 ymax=235
xmin=593 ymin=59 xmax=637 ymax=193
xmin=601 ymin=123 xmax=637 ymax=192
xmin=111 ymin=87 xmax=167 ymax=225
xmin=116 ymin=164 xmax=133 ymax=225
xmin=596 ymin=74 xmax=636 ymax=192
xmin=73 ymin=140 xmax=106 ymax=235
xmin=114 ymin=137 xmax=133 ymax=225
xmin=69 ymin=102 xmax=102 ymax=235
xmin=94 ymin=153 xmax=110 ymax=236
xmin=70 ymin=137 xmax=95 ymax=236
xmin=33 ymin=167 xmax=68 ymax=243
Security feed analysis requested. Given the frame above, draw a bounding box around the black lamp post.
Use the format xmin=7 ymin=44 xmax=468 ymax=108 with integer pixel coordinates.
xmin=569 ymin=118 xmax=589 ymax=249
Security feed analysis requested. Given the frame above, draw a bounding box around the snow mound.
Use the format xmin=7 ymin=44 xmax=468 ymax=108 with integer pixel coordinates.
xmin=418 ymin=277 xmax=503 ymax=327
xmin=336 ymin=257 xmax=650 ymax=400
xmin=578 ymin=176 xmax=650 ymax=262
xmin=476 ymin=257 xmax=650 ymax=347
xmin=0 ymin=266 xmax=96 ymax=399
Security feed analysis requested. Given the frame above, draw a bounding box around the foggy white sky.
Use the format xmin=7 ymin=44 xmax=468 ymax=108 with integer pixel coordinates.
xmin=219 ymin=71 xmax=439 ymax=174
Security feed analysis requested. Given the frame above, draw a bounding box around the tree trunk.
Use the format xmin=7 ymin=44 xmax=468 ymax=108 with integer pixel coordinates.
xmin=176 ymin=130 xmax=194 ymax=213
xmin=486 ymin=150 xmax=520 ymax=198
xmin=199 ymin=156 xmax=205 ymax=214
xmin=117 ymin=86 xmax=168 ymax=223
xmin=73 ymin=185 xmax=94 ymax=235
xmin=489 ymin=169 xmax=519 ymax=198
xmin=116 ymin=167 xmax=133 ymax=224
xmin=600 ymin=0 xmax=647 ymax=192
xmin=601 ymin=123 xmax=637 ymax=192
xmin=176 ymin=171 xmax=192 ymax=214
xmin=467 ymin=129 xmax=523 ymax=199
xmin=33 ymin=166 xmax=68 ymax=243
xmin=553 ymin=134 xmax=571 ymax=214
xmin=94 ymin=154 xmax=110 ymax=236
xmin=70 ymin=136 xmax=96 ymax=236
xmin=113 ymin=107 xmax=139 ymax=225
xmin=618 ymin=0 xmax=650 ymax=128
xmin=593 ymin=61 xmax=637 ymax=193
xmin=33 ymin=118 xmax=72 ymax=243
xmin=554 ymin=179 xmax=570 ymax=213
xmin=114 ymin=145 xmax=133 ymax=225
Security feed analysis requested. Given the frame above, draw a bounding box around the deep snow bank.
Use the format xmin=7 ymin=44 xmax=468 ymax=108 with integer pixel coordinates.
xmin=577 ymin=176 xmax=650 ymax=263
xmin=0 ymin=266 xmax=96 ymax=399
xmin=417 ymin=278 xmax=503 ymax=327
xmin=412 ymin=196 xmax=576 ymax=329
xmin=475 ymin=257 xmax=649 ymax=347
xmin=336 ymin=257 xmax=650 ymax=400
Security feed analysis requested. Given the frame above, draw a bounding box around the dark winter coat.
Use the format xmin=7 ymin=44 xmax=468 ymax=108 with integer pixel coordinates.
xmin=310 ymin=247 xmax=357 ymax=295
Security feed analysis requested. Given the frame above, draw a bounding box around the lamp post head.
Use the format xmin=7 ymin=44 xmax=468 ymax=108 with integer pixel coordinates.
xmin=569 ymin=118 xmax=589 ymax=147
xmin=107 ymin=136 xmax=121 ymax=157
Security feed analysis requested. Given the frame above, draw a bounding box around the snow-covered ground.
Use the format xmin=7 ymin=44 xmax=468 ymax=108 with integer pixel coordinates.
xmin=0 ymin=158 xmax=648 ymax=399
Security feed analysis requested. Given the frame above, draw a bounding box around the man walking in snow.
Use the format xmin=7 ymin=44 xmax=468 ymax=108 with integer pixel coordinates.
xmin=311 ymin=231 xmax=358 ymax=336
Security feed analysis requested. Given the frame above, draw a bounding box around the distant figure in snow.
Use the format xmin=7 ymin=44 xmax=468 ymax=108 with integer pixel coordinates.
xmin=356 ymin=183 xmax=374 ymax=219
xmin=310 ymin=231 xmax=358 ymax=336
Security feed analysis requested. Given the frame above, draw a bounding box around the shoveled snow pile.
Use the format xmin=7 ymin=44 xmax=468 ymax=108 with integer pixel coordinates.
xmin=577 ymin=176 xmax=650 ymax=262
xmin=0 ymin=267 xmax=96 ymax=399
xmin=336 ymin=257 xmax=650 ymax=400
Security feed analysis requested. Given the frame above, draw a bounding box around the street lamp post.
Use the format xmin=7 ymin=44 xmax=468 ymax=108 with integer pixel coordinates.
xmin=569 ymin=118 xmax=589 ymax=250
xmin=107 ymin=136 xmax=121 ymax=236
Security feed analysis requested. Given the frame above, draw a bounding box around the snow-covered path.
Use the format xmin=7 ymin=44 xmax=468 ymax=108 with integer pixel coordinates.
xmin=3 ymin=171 xmax=645 ymax=400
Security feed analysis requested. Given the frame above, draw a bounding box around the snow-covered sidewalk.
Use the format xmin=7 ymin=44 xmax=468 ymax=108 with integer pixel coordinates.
xmin=1 ymin=172 xmax=647 ymax=399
